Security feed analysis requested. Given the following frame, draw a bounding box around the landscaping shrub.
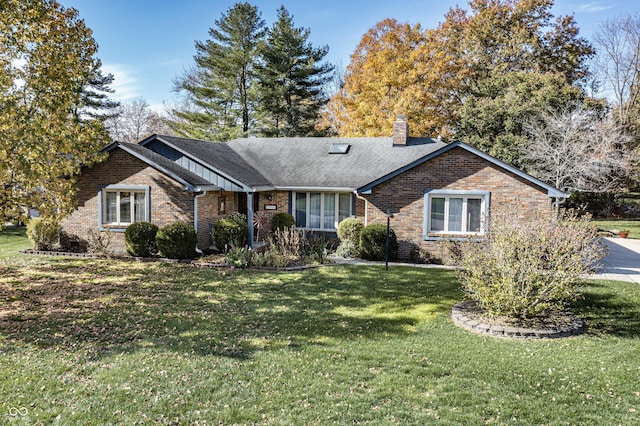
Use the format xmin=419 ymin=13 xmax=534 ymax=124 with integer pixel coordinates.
xmin=359 ymin=223 xmax=398 ymax=261
xmin=270 ymin=212 xmax=294 ymax=233
xmin=335 ymin=239 xmax=358 ymax=258
xmin=211 ymin=216 xmax=248 ymax=253
xmin=124 ymin=222 xmax=158 ymax=257
xmin=336 ymin=218 xmax=363 ymax=258
xmin=337 ymin=218 xmax=363 ymax=244
xmin=26 ymin=217 xmax=60 ymax=251
xmin=269 ymin=226 xmax=304 ymax=260
xmin=224 ymin=245 xmax=252 ymax=268
xmin=86 ymin=229 xmax=114 ymax=256
xmin=156 ymin=222 xmax=197 ymax=259
xmin=451 ymin=210 xmax=607 ymax=318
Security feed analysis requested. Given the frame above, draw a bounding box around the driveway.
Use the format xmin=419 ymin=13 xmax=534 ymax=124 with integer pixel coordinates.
xmin=591 ymin=237 xmax=640 ymax=283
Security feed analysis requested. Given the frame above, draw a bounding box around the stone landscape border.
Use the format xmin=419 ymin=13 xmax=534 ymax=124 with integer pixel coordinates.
xmin=451 ymin=300 xmax=585 ymax=339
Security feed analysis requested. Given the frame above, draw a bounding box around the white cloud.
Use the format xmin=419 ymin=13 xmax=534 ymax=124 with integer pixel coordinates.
xmin=577 ymin=2 xmax=614 ymax=13
xmin=102 ymin=63 xmax=142 ymax=101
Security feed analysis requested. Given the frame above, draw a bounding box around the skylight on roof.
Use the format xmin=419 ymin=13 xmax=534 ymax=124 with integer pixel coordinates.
xmin=329 ymin=143 xmax=350 ymax=154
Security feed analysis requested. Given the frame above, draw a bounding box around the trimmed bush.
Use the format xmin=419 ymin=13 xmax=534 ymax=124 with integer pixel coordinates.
xmin=337 ymin=218 xmax=363 ymax=257
xmin=156 ymin=222 xmax=197 ymax=259
xmin=124 ymin=222 xmax=158 ymax=257
xmin=211 ymin=217 xmax=248 ymax=252
xmin=271 ymin=212 xmax=294 ymax=233
xmin=26 ymin=217 xmax=60 ymax=251
xmin=359 ymin=223 xmax=398 ymax=261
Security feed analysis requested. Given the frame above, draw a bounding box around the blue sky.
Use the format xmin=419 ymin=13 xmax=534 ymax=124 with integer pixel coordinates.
xmin=61 ymin=0 xmax=638 ymax=110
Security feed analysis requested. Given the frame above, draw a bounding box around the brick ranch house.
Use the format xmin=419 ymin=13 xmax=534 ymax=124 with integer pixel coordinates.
xmin=61 ymin=118 xmax=566 ymax=259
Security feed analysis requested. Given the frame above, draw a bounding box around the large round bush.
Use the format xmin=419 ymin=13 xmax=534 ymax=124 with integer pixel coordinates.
xmin=156 ymin=222 xmax=197 ymax=259
xmin=271 ymin=212 xmax=295 ymax=233
xmin=359 ymin=223 xmax=398 ymax=261
xmin=124 ymin=222 xmax=158 ymax=257
xmin=211 ymin=217 xmax=248 ymax=252
xmin=453 ymin=210 xmax=606 ymax=318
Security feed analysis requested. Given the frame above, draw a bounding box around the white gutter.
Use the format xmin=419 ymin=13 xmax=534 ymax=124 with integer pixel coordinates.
xmin=354 ymin=191 xmax=369 ymax=226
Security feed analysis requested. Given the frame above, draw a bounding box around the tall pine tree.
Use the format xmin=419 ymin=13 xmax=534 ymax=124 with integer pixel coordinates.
xmin=170 ymin=2 xmax=266 ymax=141
xmin=256 ymin=6 xmax=334 ymax=137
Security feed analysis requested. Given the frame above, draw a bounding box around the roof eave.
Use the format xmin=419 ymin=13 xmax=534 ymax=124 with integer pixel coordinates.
xmin=357 ymin=141 xmax=567 ymax=198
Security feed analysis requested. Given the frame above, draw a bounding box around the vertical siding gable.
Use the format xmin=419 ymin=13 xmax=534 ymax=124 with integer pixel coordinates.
xmin=146 ymin=140 xmax=244 ymax=191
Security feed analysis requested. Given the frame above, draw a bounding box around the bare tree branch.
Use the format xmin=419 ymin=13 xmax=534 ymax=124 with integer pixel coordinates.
xmin=521 ymin=104 xmax=632 ymax=193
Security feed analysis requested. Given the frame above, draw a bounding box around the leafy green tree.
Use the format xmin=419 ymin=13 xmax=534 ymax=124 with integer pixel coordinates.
xmin=456 ymin=71 xmax=584 ymax=167
xmin=326 ymin=0 xmax=594 ymax=146
xmin=438 ymin=0 xmax=593 ymax=88
xmin=256 ymin=6 xmax=334 ymax=137
xmin=170 ymin=2 xmax=266 ymax=141
xmin=0 ymin=0 xmax=111 ymax=226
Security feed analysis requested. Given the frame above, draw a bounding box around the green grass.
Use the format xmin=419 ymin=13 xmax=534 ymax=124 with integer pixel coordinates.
xmin=591 ymin=218 xmax=640 ymax=239
xmin=0 ymin=226 xmax=30 ymax=259
xmin=0 ymin=232 xmax=639 ymax=424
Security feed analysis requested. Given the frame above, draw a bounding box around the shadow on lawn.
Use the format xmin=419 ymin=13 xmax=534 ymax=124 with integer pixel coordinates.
xmin=0 ymin=260 xmax=460 ymax=360
xmin=572 ymin=281 xmax=640 ymax=339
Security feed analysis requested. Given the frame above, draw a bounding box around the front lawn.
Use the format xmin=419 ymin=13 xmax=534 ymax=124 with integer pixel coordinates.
xmin=0 ymin=232 xmax=639 ymax=424
xmin=591 ymin=218 xmax=640 ymax=239
xmin=0 ymin=226 xmax=30 ymax=259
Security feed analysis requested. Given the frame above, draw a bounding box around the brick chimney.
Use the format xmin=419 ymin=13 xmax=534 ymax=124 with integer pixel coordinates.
xmin=392 ymin=115 xmax=409 ymax=146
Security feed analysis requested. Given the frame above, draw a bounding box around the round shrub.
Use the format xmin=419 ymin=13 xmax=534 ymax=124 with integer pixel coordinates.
xmin=26 ymin=217 xmax=60 ymax=251
xmin=453 ymin=210 xmax=607 ymax=318
xmin=211 ymin=217 xmax=248 ymax=252
xmin=156 ymin=222 xmax=197 ymax=259
xmin=359 ymin=223 xmax=398 ymax=261
xmin=337 ymin=218 xmax=363 ymax=245
xmin=124 ymin=222 xmax=158 ymax=257
xmin=271 ymin=212 xmax=295 ymax=233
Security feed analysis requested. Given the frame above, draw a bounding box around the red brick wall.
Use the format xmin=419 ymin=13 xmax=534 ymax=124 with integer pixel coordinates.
xmin=61 ymin=149 xmax=195 ymax=254
xmin=360 ymin=147 xmax=553 ymax=260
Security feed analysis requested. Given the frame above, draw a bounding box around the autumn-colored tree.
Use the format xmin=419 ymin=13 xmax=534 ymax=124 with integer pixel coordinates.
xmin=0 ymin=0 xmax=111 ymax=225
xmin=326 ymin=0 xmax=594 ymax=146
xmin=439 ymin=0 xmax=593 ymax=87
xmin=322 ymin=19 xmax=466 ymax=138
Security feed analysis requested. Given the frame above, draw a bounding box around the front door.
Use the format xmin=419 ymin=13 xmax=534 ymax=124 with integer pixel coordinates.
xmin=238 ymin=193 xmax=260 ymax=217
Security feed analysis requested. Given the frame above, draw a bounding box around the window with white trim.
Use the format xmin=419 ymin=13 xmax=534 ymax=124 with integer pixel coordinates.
xmin=294 ymin=192 xmax=351 ymax=231
xmin=100 ymin=186 xmax=150 ymax=227
xmin=424 ymin=190 xmax=489 ymax=238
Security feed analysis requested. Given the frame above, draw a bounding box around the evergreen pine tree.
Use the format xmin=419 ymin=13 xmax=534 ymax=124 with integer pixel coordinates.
xmin=256 ymin=6 xmax=334 ymax=137
xmin=170 ymin=2 xmax=266 ymax=141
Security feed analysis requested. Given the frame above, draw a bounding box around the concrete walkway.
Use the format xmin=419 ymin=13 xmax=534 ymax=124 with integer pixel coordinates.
xmin=591 ymin=237 xmax=640 ymax=283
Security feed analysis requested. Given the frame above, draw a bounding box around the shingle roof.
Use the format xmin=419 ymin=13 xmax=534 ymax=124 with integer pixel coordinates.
xmin=231 ymin=137 xmax=449 ymax=189
xmin=118 ymin=134 xmax=565 ymax=198
xmin=149 ymin=135 xmax=272 ymax=188
xmin=108 ymin=142 xmax=218 ymax=190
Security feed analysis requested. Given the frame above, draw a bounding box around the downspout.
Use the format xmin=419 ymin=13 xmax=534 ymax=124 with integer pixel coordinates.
xmin=247 ymin=192 xmax=254 ymax=248
xmin=354 ymin=191 xmax=369 ymax=226
xmin=194 ymin=191 xmax=207 ymax=254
